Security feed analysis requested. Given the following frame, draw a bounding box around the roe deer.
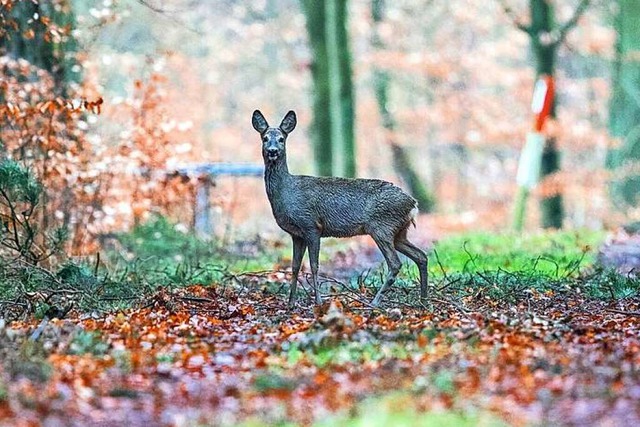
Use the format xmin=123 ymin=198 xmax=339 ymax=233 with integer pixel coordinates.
xmin=252 ymin=110 xmax=428 ymax=307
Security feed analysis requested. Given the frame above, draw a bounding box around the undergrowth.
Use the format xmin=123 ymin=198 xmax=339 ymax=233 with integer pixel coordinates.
xmin=2 ymin=212 xmax=638 ymax=319
xmin=324 ymin=229 xmax=639 ymax=306
xmin=424 ymin=230 xmax=638 ymax=302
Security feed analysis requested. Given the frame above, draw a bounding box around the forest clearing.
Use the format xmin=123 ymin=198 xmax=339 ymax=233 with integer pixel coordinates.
xmin=2 ymin=0 xmax=640 ymax=426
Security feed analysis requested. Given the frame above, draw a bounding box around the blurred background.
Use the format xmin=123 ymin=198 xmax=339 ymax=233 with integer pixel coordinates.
xmin=1 ymin=0 xmax=638 ymax=256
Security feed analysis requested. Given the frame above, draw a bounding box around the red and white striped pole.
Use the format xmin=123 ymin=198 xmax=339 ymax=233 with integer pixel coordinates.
xmin=514 ymin=75 xmax=555 ymax=231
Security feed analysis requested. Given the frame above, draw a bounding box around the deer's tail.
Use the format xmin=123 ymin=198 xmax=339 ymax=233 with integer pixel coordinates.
xmin=410 ymin=206 xmax=418 ymax=228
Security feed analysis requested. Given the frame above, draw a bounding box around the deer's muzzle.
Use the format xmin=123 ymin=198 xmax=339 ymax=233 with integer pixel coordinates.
xmin=266 ymin=148 xmax=279 ymax=161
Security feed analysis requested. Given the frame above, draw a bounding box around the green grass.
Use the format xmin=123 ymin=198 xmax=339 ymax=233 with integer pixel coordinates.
xmin=5 ymin=215 xmax=634 ymax=318
xmin=430 ymin=230 xmax=603 ymax=278
xmin=104 ymin=215 xmax=228 ymax=285
xmin=316 ymin=393 xmax=507 ymax=427
xmin=110 ymin=225 xmax=632 ymax=303
xmin=388 ymin=229 xmax=639 ymax=301
xmin=580 ymin=268 xmax=640 ymax=299
xmin=284 ymin=341 xmax=412 ymax=368
xmin=103 ymin=215 xmax=291 ymax=286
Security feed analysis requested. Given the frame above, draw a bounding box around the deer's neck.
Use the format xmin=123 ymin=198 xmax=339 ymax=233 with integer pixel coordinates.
xmin=264 ymin=157 xmax=290 ymax=200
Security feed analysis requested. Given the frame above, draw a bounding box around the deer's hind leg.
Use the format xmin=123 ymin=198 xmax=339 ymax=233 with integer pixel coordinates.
xmin=371 ymin=233 xmax=402 ymax=307
xmin=394 ymin=227 xmax=429 ymax=303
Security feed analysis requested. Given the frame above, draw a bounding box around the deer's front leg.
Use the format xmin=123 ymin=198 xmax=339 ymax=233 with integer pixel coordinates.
xmin=306 ymin=234 xmax=322 ymax=305
xmin=288 ymin=235 xmax=306 ymax=308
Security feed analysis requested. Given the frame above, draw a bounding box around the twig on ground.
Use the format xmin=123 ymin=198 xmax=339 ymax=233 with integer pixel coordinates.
xmin=436 ymin=276 xmax=462 ymax=293
xmin=433 ymin=248 xmax=449 ymax=281
xmin=179 ymin=295 xmax=215 ymax=304
xmin=0 ymin=300 xmax=28 ymax=307
xmin=430 ymin=297 xmax=469 ymax=314
xmin=605 ymin=308 xmax=640 ymax=317
xmin=29 ymin=317 xmax=49 ymax=341
xmin=317 ymin=275 xmax=381 ymax=310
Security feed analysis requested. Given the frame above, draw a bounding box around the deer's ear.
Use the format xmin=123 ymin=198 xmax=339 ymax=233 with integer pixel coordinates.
xmin=280 ymin=110 xmax=297 ymax=134
xmin=252 ymin=110 xmax=269 ymax=134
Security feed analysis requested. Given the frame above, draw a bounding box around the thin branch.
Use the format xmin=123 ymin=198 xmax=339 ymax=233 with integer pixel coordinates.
xmin=14 ymin=258 xmax=65 ymax=288
xmin=179 ymin=295 xmax=215 ymax=304
xmin=137 ymin=0 xmax=168 ymax=14
xmin=433 ymin=248 xmax=450 ymax=282
xmin=496 ymin=0 xmax=532 ymax=34
xmin=431 ymin=297 xmax=469 ymax=314
xmin=606 ymin=308 xmax=640 ymax=317
xmin=555 ymin=0 xmax=591 ymax=46
xmin=136 ymin=0 xmax=203 ymax=35
xmin=318 ymin=275 xmax=381 ymax=309
xmin=0 ymin=300 xmax=28 ymax=307
xmin=0 ymin=187 xmax=23 ymax=252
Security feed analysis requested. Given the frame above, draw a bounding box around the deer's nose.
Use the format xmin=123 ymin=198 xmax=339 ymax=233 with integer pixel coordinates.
xmin=266 ymin=147 xmax=279 ymax=156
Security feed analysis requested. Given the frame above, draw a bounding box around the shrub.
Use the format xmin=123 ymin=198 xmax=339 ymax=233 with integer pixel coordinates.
xmin=0 ymin=158 xmax=68 ymax=265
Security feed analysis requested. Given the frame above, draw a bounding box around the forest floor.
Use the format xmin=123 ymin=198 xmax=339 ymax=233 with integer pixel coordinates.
xmin=1 ymin=231 xmax=640 ymax=427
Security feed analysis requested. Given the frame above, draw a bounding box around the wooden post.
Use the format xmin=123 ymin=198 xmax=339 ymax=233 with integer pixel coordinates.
xmin=513 ymin=76 xmax=554 ymax=231
xmin=194 ymin=175 xmax=214 ymax=240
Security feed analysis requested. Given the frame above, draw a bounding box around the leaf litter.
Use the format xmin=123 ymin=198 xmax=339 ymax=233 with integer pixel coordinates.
xmin=1 ymin=276 xmax=639 ymax=426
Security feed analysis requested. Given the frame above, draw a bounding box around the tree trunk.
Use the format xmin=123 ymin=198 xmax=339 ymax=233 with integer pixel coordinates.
xmin=389 ymin=143 xmax=436 ymax=212
xmin=529 ymin=0 xmax=564 ymax=229
xmin=302 ymin=0 xmax=355 ymax=177
xmin=608 ymin=0 xmax=640 ymax=207
xmin=335 ymin=0 xmax=356 ymax=177
xmin=371 ymin=0 xmax=435 ymax=212
xmin=301 ymin=0 xmax=333 ymax=176
xmin=0 ymin=0 xmax=80 ymax=95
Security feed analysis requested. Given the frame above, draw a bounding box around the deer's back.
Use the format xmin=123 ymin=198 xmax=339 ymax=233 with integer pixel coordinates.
xmin=271 ymin=175 xmax=417 ymax=238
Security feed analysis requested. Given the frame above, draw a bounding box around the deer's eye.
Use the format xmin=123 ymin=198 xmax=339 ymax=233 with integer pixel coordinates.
xmin=277 ymin=137 xmax=284 ymax=143
xmin=262 ymin=136 xmax=268 ymax=142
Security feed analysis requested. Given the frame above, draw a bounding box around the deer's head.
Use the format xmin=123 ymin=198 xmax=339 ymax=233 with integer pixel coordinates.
xmin=252 ymin=110 xmax=297 ymax=163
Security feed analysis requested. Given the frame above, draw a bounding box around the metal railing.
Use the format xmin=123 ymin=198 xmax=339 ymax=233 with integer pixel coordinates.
xmin=169 ymin=162 xmax=263 ymax=238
